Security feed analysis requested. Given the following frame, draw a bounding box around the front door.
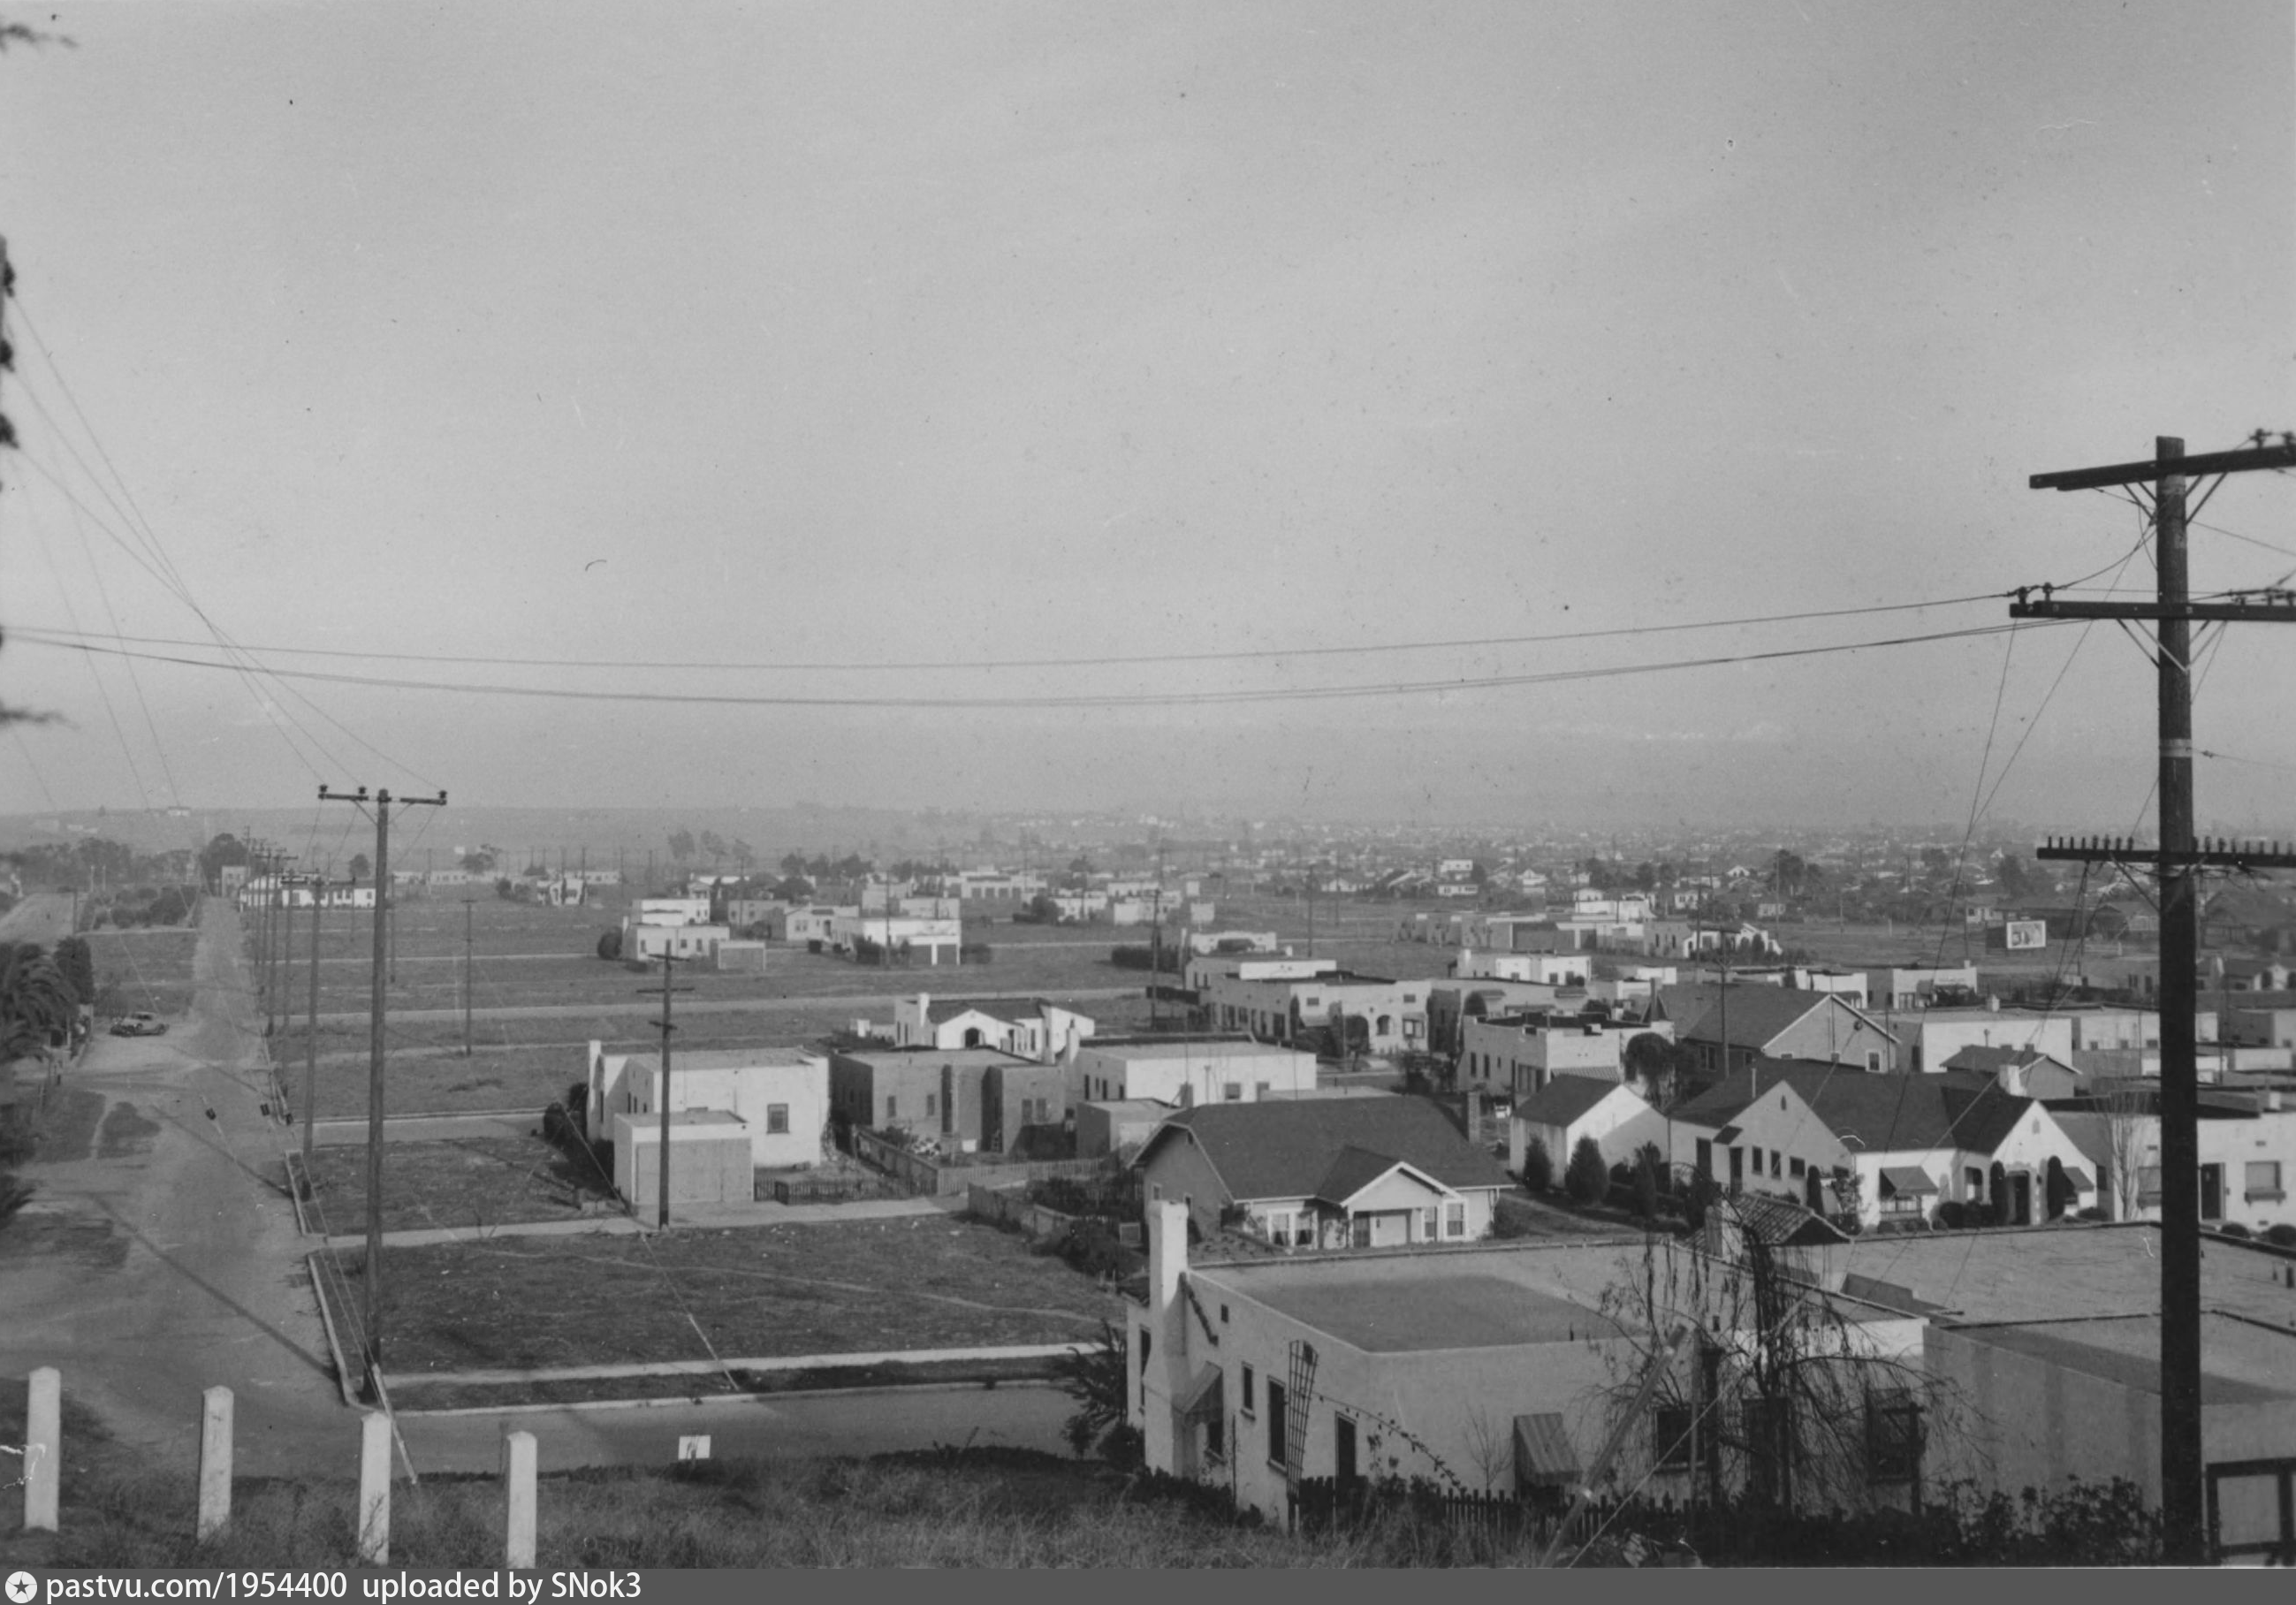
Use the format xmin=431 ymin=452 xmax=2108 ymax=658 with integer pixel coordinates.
xmin=2010 ymin=1172 xmax=2032 ymax=1226
xmin=1730 ymin=1147 xmax=1745 ymax=1191
xmin=1350 ymin=1214 xmax=1371 ymax=1248
xmin=2201 ymin=1164 xmax=2224 ymax=1221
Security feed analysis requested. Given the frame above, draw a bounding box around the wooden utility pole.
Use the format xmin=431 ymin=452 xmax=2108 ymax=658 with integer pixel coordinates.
xmin=462 ymin=898 xmax=475 ymax=1057
xmin=273 ymin=856 xmax=297 ymax=1041
xmin=301 ymin=874 xmax=323 ymax=1192
xmin=2016 ymin=431 xmax=2296 ymax=1563
xmin=644 ymin=954 xmax=694 ymax=1228
xmin=319 ymin=784 xmax=446 ymax=1396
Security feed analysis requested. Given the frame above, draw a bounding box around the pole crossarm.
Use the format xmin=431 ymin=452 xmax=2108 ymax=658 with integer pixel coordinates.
xmin=2010 ymin=597 xmax=2296 ymax=624
xmin=2029 ymin=438 xmax=2296 ymax=491
xmin=2036 ymin=835 xmax=2296 ymax=871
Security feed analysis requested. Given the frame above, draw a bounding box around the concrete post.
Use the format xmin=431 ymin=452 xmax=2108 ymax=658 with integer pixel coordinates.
xmin=677 ymin=1436 xmax=711 ymax=1460
xmin=197 ymin=1386 xmax=233 ymax=1540
xmin=501 ymin=1431 xmax=536 ymax=1569
xmin=356 ymin=1412 xmax=392 ymax=1564
xmin=24 ymin=1366 xmax=59 ymax=1532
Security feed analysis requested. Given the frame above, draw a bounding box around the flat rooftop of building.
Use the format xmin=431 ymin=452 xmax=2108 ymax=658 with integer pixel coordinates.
xmin=1080 ymin=1098 xmax=1171 ymax=1119
xmin=1813 ymin=1221 xmax=2296 ymax=1328
xmin=1081 ymin=1038 xmax=1312 ymax=1060
xmin=1189 ymin=1237 xmax=1897 ymax=1356
xmin=1956 ymin=1312 xmax=2296 ymax=1404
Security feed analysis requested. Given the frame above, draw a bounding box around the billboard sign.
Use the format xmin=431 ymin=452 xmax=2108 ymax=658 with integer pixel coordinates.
xmin=2003 ymin=920 xmax=2048 ymax=951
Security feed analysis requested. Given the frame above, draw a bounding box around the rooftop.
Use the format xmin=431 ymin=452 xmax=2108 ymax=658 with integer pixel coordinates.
xmin=1081 ymin=1038 xmax=1312 ymax=1061
xmin=1812 ymin=1221 xmax=2296 ymax=1329
xmin=1956 ymin=1313 xmax=2296 ymax=1404
xmin=1197 ymin=1245 xmax=1634 ymax=1353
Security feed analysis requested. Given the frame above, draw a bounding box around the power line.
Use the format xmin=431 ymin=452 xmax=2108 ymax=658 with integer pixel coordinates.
xmin=13 ymin=618 xmax=2071 ymax=711
xmin=1 ymin=591 xmax=2025 ymax=674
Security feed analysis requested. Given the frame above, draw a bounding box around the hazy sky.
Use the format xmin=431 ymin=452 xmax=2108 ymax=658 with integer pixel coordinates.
xmin=1 ymin=2 xmax=2289 ymax=830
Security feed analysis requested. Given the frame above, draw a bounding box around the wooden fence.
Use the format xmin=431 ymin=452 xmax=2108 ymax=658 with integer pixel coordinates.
xmin=848 ymin=1127 xmax=1114 ymax=1198
xmin=966 ymin=1183 xmax=1080 ymax=1240
xmin=1288 ymin=1478 xmax=1680 ymax=1563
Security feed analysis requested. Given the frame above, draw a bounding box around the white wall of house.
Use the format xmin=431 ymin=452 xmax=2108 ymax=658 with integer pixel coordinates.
xmin=1072 ymin=1044 xmax=1319 ymax=1107
xmin=1509 ymin=1087 xmax=1669 ymax=1177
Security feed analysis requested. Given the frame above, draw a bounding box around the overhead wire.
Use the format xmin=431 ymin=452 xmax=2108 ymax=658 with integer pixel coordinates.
xmin=13 ymin=618 xmax=2074 ymax=711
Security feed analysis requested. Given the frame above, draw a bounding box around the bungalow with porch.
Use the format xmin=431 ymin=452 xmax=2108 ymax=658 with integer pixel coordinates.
xmin=1131 ymin=1096 xmax=1509 ymax=1250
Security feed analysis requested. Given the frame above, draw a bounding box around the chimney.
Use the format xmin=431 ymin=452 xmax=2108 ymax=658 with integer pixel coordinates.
xmin=1149 ymin=1198 xmax=1190 ymax=1321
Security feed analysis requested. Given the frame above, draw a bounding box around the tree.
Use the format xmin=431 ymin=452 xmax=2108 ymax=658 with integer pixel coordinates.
xmin=52 ymin=936 xmax=95 ymax=1005
xmin=1995 ymin=852 xmax=2031 ymax=901
xmin=731 ymin=839 xmax=756 ymax=874
xmin=779 ymin=851 xmax=810 ymax=879
xmin=1632 ymin=1145 xmax=1661 ymax=1220
xmin=596 ymin=930 xmax=622 ymax=962
xmin=196 ymin=833 xmax=249 ymax=891
xmin=668 ymin=829 xmax=696 ymax=863
xmin=1623 ymin=1031 xmax=1687 ymax=1108
xmin=1524 ymin=1134 xmax=1554 ymax=1192
xmin=1565 ymin=1135 xmax=1609 ymax=1205
xmin=0 ymin=944 xmax=75 ymax=1057
xmin=1053 ymin=1320 xmax=1139 ymax=1464
xmin=699 ymin=830 xmax=728 ymax=867
xmin=348 ymin=853 xmax=371 ymax=883
xmin=461 ymin=848 xmax=497 ymax=874
xmin=2102 ymin=1084 xmax=2152 ymax=1221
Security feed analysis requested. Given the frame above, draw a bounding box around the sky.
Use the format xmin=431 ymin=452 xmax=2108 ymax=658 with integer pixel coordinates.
xmin=0 ymin=2 xmax=2290 ymax=832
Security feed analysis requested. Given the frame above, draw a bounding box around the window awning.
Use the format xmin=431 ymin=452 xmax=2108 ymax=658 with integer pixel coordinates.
xmin=2060 ymin=1166 xmax=2095 ymax=1192
xmin=1179 ymin=1364 xmax=1224 ymax=1424
xmin=1878 ymin=1165 xmax=1939 ymax=1198
xmin=1512 ymin=1412 xmax=1581 ymax=1488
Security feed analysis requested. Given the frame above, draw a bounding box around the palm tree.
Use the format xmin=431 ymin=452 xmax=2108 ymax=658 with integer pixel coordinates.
xmin=0 ymin=944 xmax=76 ymax=1059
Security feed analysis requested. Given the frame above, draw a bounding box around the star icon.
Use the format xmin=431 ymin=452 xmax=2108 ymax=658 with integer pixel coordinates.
xmin=7 ymin=1570 xmax=40 ymax=1604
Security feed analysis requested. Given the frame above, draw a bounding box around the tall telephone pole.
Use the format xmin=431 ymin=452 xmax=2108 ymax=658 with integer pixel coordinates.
xmin=319 ymin=784 xmax=447 ymax=1397
xmin=301 ymin=873 xmax=323 ymax=1193
xmin=643 ymin=954 xmax=695 ymax=1229
xmin=2014 ymin=431 xmax=2296 ymax=1563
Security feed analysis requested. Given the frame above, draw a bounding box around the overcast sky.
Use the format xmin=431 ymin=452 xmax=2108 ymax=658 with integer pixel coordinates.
xmin=0 ymin=2 xmax=2289 ymax=830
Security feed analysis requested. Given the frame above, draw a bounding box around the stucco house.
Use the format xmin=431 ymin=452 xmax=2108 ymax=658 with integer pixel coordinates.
xmin=1132 ymin=1096 xmax=1511 ymax=1249
xmin=586 ymin=1040 xmax=829 ymax=1169
xmin=1508 ymin=1077 xmax=1668 ymax=1180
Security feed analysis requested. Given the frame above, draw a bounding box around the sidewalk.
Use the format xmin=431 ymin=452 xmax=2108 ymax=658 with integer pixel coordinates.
xmin=391 ymin=1341 xmax=1091 ymax=1390
xmin=317 ymin=1192 xmax=948 ymax=1248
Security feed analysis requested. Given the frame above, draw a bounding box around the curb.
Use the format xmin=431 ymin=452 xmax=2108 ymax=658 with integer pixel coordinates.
xmin=397 ymin=1342 xmax=1091 ymax=1388
xmin=392 ymin=1377 xmax=1066 ymax=1419
xmin=303 ymin=1249 xmax=362 ymax=1409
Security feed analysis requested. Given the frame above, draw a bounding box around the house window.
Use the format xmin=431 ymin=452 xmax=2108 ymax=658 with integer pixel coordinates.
xmin=1653 ymin=1404 xmax=1694 ymax=1472
xmin=1240 ymin=1364 xmax=1257 ymax=1416
xmin=2246 ymin=1160 xmax=2284 ymax=1201
xmin=1865 ymin=1391 xmax=1922 ymax=1484
xmin=1866 ymin=1051 xmax=1883 ymax=1073
xmin=925 ymin=1093 xmax=937 ymax=1117
xmin=1790 ymin=1157 xmax=1806 ymax=1178
xmin=1267 ymin=1381 xmax=1288 ymax=1467
xmin=1419 ymin=1206 xmax=1438 ymax=1240
xmin=1138 ymin=1327 xmax=1152 ymax=1411
xmin=1223 ymin=1082 xmax=1243 ymax=1102
xmin=1751 ymin=1146 xmax=1764 ymax=1175
xmin=1964 ymin=1166 xmax=1982 ymax=1199
xmin=1256 ymin=1083 xmax=1271 ymax=1099
xmin=1444 ymin=1202 xmax=1466 ymax=1239
xmin=2138 ymin=1167 xmax=2163 ymax=1206
xmin=885 ymin=1095 xmax=897 ymax=1122
xmin=1696 ymin=1138 xmax=1713 ymax=1177
xmin=1769 ymin=1151 xmax=1783 ymax=1180
xmin=765 ymin=1104 xmax=790 ymax=1135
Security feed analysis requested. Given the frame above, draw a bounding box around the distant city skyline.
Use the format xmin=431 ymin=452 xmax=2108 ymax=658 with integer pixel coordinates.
xmin=1 ymin=4 xmax=2289 ymax=833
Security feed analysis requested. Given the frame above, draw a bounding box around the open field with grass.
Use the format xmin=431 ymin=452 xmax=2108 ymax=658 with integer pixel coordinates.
xmin=301 ymin=1135 xmax=616 ymax=1235
xmin=83 ymin=924 xmax=202 ymax=1016
xmin=337 ymin=1216 xmax=1123 ymax=1376
xmin=264 ymin=894 xmax=1162 ymax=1116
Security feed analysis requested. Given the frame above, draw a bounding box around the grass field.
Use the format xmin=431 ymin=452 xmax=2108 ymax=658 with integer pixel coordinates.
xmin=332 ymin=1216 xmax=1124 ymax=1375
xmin=300 ymin=1135 xmax=616 ymax=1235
xmin=263 ymin=893 xmax=1162 ymax=1117
xmin=84 ymin=924 xmax=201 ymax=1017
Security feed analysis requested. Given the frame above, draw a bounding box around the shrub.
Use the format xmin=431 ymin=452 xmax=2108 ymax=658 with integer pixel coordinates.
xmin=1935 ymin=1200 xmax=1967 ymax=1230
xmin=1564 ymin=1136 xmax=1608 ymax=1206
xmin=2265 ymin=1223 xmax=2296 ymax=1249
xmin=2217 ymin=1222 xmax=2254 ymax=1240
xmin=1108 ymin=946 xmax=1156 ymax=970
xmin=2074 ymin=1206 xmax=2107 ymax=1222
xmin=1522 ymin=1135 xmax=1553 ymax=1193
xmin=596 ymin=929 xmax=622 ymax=961
xmin=959 ymin=942 xmax=992 ymax=964
xmin=1631 ymin=1151 xmax=1660 ymax=1221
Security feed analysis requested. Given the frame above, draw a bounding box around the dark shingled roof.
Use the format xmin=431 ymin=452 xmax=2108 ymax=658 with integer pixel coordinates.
xmin=1654 ymin=984 xmax=1889 ymax=1050
xmin=1137 ymin=1097 xmax=1512 ymax=1202
xmin=1513 ymin=1075 xmax=1632 ymax=1129
xmin=1670 ymin=1061 xmax=2040 ymax=1157
xmin=1312 ymin=1145 xmax=1429 ymax=1206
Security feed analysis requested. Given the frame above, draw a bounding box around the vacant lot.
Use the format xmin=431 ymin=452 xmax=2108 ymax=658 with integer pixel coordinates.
xmin=84 ymin=925 xmax=202 ymax=1017
xmin=340 ymin=1216 xmax=1123 ymax=1375
xmin=301 ymin=1135 xmax=615 ymax=1235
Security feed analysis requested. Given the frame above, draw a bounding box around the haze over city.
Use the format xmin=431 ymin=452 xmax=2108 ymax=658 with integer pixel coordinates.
xmin=0 ymin=3 xmax=2290 ymax=831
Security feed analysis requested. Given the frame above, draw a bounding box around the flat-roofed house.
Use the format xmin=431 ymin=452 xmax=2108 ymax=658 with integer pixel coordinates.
xmin=586 ymin=1040 xmax=829 ymax=1168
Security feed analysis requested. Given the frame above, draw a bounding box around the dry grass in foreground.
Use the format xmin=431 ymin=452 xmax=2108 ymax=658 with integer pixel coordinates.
xmin=2 ymin=1448 xmax=1539 ymax=1569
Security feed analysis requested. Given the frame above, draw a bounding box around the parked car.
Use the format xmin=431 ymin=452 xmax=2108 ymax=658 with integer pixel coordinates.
xmin=110 ymin=1012 xmax=167 ymax=1038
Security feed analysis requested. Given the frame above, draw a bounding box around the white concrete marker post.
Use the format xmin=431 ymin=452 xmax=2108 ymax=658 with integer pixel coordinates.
xmin=677 ymin=1436 xmax=711 ymax=1461
xmin=24 ymin=1367 xmax=60 ymax=1533
xmin=356 ymin=1412 xmax=392 ymax=1565
xmin=197 ymin=1387 xmax=234 ymax=1540
xmin=502 ymin=1431 xmax=537 ymax=1570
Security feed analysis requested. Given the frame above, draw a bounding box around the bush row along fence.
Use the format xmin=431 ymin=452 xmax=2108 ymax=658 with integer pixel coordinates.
xmin=848 ymin=1125 xmax=1114 ymax=1198
xmin=770 ymin=1172 xmax=901 ymax=1206
xmin=966 ymin=1182 xmax=1081 ymax=1241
